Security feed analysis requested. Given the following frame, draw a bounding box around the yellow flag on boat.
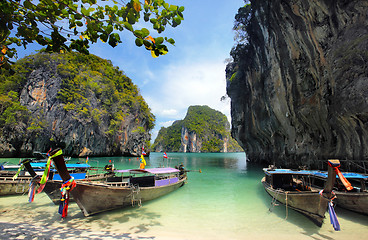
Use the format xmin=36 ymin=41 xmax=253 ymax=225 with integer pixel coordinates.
xmin=139 ymin=155 xmax=146 ymax=169
xmin=12 ymin=164 xmax=24 ymax=180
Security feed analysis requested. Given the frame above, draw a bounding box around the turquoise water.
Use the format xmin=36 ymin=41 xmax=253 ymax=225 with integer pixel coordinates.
xmin=1 ymin=152 xmax=368 ymax=239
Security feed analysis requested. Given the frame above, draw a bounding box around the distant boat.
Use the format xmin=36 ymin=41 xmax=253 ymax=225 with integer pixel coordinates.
xmin=49 ymin=148 xmax=187 ymax=217
xmin=262 ymin=160 xmax=338 ymax=227
xmin=33 ymin=151 xmax=71 ymax=162
xmin=309 ymin=170 xmax=368 ymax=215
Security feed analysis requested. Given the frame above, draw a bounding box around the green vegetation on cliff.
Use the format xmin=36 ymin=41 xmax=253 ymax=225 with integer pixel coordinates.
xmin=153 ymin=120 xmax=182 ymax=151
xmin=0 ymin=51 xmax=155 ymax=136
xmin=152 ymin=105 xmax=242 ymax=152
xmin=54 ymin=52 xmax=155 ymax=134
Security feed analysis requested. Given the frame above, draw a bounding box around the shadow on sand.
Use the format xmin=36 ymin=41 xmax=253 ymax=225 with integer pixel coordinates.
xmin=0 ymin=193 xmax=164 ymax=239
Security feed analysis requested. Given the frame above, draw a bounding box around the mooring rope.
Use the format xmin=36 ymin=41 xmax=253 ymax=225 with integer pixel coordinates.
xmin=129 ymin=184 xmax=141 ymax=207
xmin=269 ymin=189 xmax=281 ymax=212
xmin=285 ymin=192 xmax=288 ymax=220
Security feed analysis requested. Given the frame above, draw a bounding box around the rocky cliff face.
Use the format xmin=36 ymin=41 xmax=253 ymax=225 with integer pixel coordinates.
xmin=153 ymin=105 xmax=243 ymax=153
xmin=0 ymin=52 xmax=153 ymax=157
xmin=226 ymin=0 xmax=368 ymax=168
xmin=181 ymin=127 xmax=200 ymax=153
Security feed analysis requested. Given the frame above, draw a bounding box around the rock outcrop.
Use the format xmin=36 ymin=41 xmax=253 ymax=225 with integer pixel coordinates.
xmin=226 ymin=0 xmax=368 ymax=168
xmin=0 ymin=52 xmax=154 ymax=157
xmin=153 ymin=105 xmax=243 ymax=153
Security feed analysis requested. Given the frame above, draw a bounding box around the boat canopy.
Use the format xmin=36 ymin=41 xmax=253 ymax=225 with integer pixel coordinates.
xmin=30 ymin=163 xmax=91 ymax=168
xmin=115 ymin=167 xmax=179 ymax=175
xmin=312 ymin=171 xmax=368 ymax=179
xmin=264 ymin=168 xmax=368 ymax=180
xmin=263 ymin=168 xmax=315 ymax=175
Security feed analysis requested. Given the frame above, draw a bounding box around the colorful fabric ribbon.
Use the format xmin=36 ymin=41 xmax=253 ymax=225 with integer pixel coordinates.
xmin=59 ymin=177 xmax=76 ymax=218
xmin=37 ymin=157 xmax=51 ymax=193
xmin=140 ymin=154 xmax=146 ymax=169
xmin=28 ymin=181 xmax=37 ymax=203
xmin=12 ymin=165 xmax=24 ymax=180
xmin=328 ymin=201 xmax=341 ymax=231
xmin=327 ymin=160 xmax=353 ymax=191
xmin=37 ymin=149 xmax=63 ymax=193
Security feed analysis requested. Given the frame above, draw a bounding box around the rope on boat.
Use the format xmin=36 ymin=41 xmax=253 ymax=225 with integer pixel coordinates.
xmin=285 ymin=192 xmax=288 ymax=220
xmin=15 ymin=183 xmax=25 ymax=194
xmin=269 ymin=189 xmax=288 ymax=220
xmin=269 ymin=189 xmax=281 ymax=212
xmin=129 ymin=184 xmax=142 ymax=207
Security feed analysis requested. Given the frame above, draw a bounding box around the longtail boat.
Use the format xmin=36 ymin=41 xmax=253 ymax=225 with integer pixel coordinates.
xmin=48 ymin=148 xmax=187 ymax=217
xmin=1 ymin=158 xmax=112 ymax=197
xmin=0 ymin=163 xmax=89 ymax=197
xmin=310 ymin=170 xmax=368 ymax=215
xmin=262 ymin=160 xmax=339 ymax=227
xmin=20 ymin=159 xmax=114 ymax=204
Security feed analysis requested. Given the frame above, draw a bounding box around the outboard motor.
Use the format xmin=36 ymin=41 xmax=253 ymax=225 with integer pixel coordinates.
xmin=178 ymin=164 xmax=186 ymax=178
xmin=104 ymin=164 xmax=114 ymax=173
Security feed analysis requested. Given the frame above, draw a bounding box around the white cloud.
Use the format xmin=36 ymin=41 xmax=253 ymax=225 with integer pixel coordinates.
xmin=155 ymin=59 xmax=230 ymax=118
xmin=160 ymin=120 xmax=175 ymax=127
xmin=160 ymin=109 xmax=178 ymax=116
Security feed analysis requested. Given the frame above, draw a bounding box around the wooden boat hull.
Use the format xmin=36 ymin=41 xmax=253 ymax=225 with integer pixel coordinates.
xmin=0 ymin=177 xmax=30 ymax=196
xmin=0 ymin=171 xmax=113 ymax=199
xmin=70 ymin=176 xmax=187 ymax=216
xmin=42 ymin=173 xmax=115 ymax=205
xmin=335 ymin=191 xmax=368 ymax=215
xmin=308 ymin=171 xmax=368 ymax=215
xmin=262 ymin=177 xmax=328 ymax=226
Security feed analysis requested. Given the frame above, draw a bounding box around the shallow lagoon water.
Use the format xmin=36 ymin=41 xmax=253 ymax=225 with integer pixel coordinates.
xmin=1 ymin=152 xmax=368 ymax=239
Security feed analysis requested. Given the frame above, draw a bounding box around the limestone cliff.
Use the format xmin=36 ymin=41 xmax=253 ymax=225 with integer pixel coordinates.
xmin=0 ymin=52 xmax=154 ymax=157
xmin=226 ymin=0 xmax=368 ymax=168
xmin=152 ymin=105 xmax=243 ymax=153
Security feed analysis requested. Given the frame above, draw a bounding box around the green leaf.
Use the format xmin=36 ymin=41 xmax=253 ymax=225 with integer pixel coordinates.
xmin=62 ymin=9 xmax=69 ymax=16
xmin=100 ymin=34 xmax=108 ymax=43
xmin=24 ymin=0 xmax=33 ymax=9
xmin=143 ymin=40 xmax=152 ymax=49
xmin=144 ymin=13 xmax=150 ymax=22
xmin=172 ymin=17 xmax=181 ymax=27
xmin=175 ymin=17 xmax=181 ymax=24
xmin=76 ymin=21 xmax=83 ymax=27
xmin=179 ymin=6 xmax=185 ymax=12
xmin=135 ymin=38 xmax=143 ymax=47
xmin=166 ymin=38 xmax=175 ymax=45
xmin=155 ymin=37 xmax=164 ymax=45
xmin=177 ymin=11 xmax=184 ymax=19
xmin=127 ymin=11 xmax=136 ymax=24
xmin=75 ymin=13 xmax=83 ymax=20
xmin=108 ymin=33 xmax=121 ymax=47
xmin=134 ymin=30 xmax=142 ymax=38
xmin=81 ymin=7 xmax=89 ymax=16
xmin=141 ymin=28 xmax=149 ymax=37
xmin=153 ymin=22 xmax=159 ymax=30
xmin=123 ymin=22 xmax=133 ymax=32
xmin=106 ymin=25 xmax=113 ymax=34
xmin=169 ymin=5 xmax=178 ymax=11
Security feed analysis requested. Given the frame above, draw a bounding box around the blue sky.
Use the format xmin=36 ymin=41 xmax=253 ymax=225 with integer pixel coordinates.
xmin=16 ymin=0 xmax=246 ymax=142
